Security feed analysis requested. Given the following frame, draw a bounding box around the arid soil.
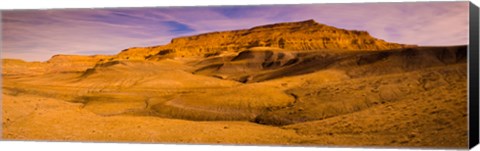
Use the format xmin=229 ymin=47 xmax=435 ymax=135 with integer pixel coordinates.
xmin=1 ymin=20 xmax=468 ymax=149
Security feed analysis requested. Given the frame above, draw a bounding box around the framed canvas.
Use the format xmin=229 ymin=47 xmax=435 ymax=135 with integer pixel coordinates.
xmin=1 ymin=0 xmax=479 ymax=150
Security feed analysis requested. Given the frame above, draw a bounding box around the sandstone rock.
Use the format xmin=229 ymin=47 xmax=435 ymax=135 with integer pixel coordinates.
xmin=117 ymin=19 xmax=414 ymax=60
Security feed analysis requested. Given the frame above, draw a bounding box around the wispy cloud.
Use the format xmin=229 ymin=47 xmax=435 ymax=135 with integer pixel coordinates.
xmin=1 ymin=1 xmax=469 ymax=61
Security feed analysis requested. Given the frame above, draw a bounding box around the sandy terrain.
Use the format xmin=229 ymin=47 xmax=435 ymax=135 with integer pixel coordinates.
xmin=1 ymin=20 xmax=469 ymax=149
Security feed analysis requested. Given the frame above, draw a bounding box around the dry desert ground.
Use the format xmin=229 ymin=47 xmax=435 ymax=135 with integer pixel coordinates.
xmin=1 ymin=20 xmax=469 ymax=148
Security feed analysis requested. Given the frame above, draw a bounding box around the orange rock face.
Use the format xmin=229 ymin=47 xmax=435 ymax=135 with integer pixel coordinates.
xmin=117 ymin=20 xmax=413 ymax=60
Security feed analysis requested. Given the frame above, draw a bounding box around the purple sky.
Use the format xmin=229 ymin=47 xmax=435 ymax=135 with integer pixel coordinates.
xmin=1 ymin=1 xmax=469 ymax=61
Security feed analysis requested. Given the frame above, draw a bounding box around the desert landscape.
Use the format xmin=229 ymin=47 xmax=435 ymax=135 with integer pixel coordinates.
xmin=2 ymin=19 xmax=469 ymax=148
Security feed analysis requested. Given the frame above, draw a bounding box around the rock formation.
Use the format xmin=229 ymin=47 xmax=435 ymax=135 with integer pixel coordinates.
xmin=116 ymin=19 xmax=413 ymax=60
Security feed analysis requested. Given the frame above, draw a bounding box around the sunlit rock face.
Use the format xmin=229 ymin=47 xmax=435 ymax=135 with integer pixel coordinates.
xmin=117 ymin=19 xmax=413 ymax=60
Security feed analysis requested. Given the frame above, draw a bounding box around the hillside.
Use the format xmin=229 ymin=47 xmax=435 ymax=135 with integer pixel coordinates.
xmin=2 ymin=55 xmax=112 ymax=76
xmin=116 ymin=19 xmax=412 ymax=60
xmin=1 ymin=20 xmax=468 ymax=148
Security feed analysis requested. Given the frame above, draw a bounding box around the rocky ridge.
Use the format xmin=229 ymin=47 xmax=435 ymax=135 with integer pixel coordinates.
xmin=116 ymin=19 xmax=413 ymax=61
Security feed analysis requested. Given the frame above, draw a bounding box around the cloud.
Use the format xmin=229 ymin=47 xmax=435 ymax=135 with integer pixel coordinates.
xmin=2 ymin=9 xmax=185 ymax=61
xmin=1 ymin=1 xmax=469 ymax=61
xmin=162 ymin=21 xmax=195 ymax=33
xmin=260 ymin=2 xmax=468 ymax=46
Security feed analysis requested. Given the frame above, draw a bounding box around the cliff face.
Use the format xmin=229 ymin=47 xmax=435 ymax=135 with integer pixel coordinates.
xmin=117 ymin=19 xmax=412 ymax=60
